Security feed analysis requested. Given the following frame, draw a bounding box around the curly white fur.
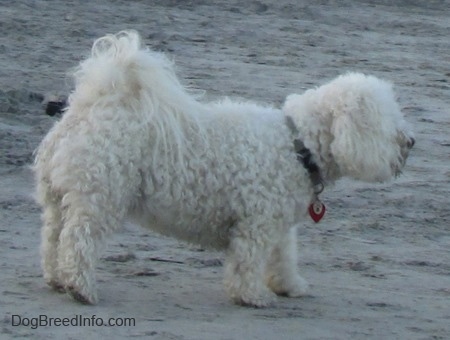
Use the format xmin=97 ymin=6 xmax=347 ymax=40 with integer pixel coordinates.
xmin=34 ymin=30 xmax=414 ymax=307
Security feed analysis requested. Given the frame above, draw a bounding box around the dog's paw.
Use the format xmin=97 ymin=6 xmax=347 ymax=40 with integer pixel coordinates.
xmin=231 ymin=287 xmax=277 ymax=308
xmin=46 ymin=280 xmax=66 ymax=293
xmin=268 ymin=274 xmax=309 ymax=297
xmin=66 ymin=285 xmax=98 ymax=305
xmin=283 ymin=276 xmax=309 ymax=297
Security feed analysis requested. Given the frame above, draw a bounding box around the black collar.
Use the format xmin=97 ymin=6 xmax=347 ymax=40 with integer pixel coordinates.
xmin=285 ymin=116 xmax=324 ymax=194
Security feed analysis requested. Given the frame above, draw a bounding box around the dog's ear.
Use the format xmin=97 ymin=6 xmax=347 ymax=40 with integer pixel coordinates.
xmin=329 ymin=104 xmax=394 ymax=183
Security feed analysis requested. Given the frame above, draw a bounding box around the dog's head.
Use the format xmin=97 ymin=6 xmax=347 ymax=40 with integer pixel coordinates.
xmin=283 ymin=73 xmax=414 ymax=183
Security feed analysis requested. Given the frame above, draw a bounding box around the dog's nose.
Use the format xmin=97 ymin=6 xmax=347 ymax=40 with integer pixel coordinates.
xmin=407 ymin=137 xmax=415 ymax=149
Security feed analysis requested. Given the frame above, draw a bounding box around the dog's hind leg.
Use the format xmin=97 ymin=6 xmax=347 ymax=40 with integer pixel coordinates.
xmin=56 ymin=192 xmax=122 ymax=304
xmin=265 ymin=226 xmax=309 ymax=297
xmin=40 ymin=192 xmax=65 ymax=293
xmin=224 ymin=218 xmax=278 ymax=307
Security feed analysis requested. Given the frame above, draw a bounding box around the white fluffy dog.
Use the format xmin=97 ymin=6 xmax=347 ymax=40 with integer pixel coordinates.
xmin=34 ymin=31 xmax=414 ymax=307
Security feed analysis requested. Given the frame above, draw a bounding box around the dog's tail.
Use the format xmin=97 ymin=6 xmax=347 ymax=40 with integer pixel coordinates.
xmin=69 ymin=30 xmax=207 ymax=171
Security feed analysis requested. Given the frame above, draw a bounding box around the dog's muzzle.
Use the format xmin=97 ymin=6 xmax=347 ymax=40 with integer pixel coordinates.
xmin=395 ymin=133 xmax=415 ymax=176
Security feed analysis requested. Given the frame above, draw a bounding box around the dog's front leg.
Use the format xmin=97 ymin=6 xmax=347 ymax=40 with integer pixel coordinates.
xmin=223 ymin=219 xmax=277 ymax=307
xmin=265 ymin=226 xmax=309 ymax=297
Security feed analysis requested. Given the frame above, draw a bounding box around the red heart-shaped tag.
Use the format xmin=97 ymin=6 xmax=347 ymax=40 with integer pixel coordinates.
xmin=308 ymin=199 xmax=326 ymax=223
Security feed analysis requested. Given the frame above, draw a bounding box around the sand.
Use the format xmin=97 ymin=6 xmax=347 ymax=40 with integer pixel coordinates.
xmin=1 ymin=1 xmax=449 ymax=339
